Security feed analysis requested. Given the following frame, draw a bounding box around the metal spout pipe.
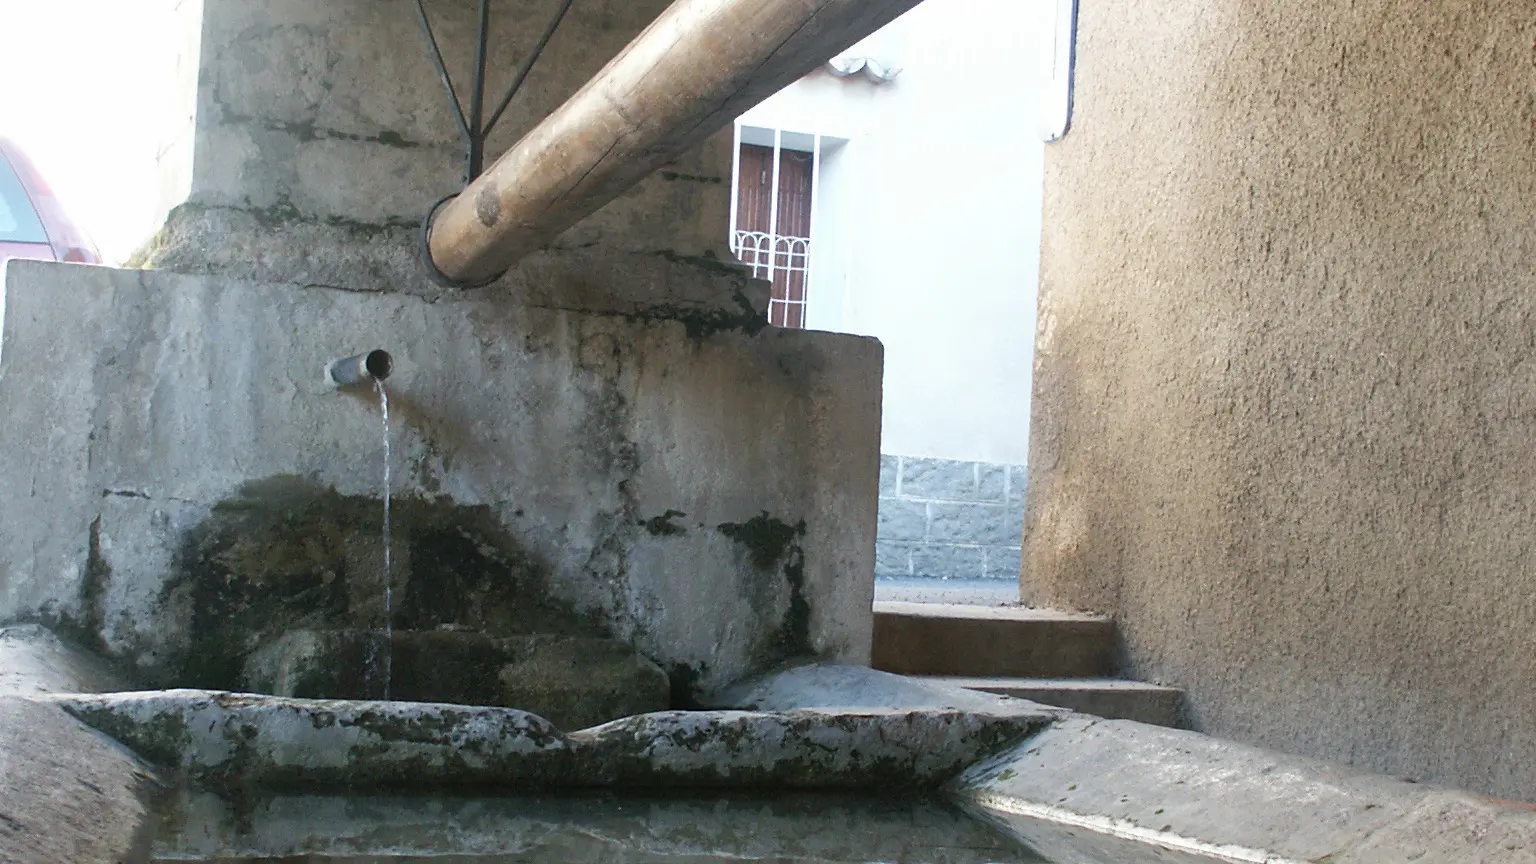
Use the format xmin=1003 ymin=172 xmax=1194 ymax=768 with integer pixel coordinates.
xmin=326 ymin=350 xmax=394 ymax=388
xmin=423 ymin=0 xmax=925 ymax=287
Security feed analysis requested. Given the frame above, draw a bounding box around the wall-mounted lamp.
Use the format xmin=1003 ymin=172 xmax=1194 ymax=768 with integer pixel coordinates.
xmin=826 ymin=56 xmax=902 ymax=84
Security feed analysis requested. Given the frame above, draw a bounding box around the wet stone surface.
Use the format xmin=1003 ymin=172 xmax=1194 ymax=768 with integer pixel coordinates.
xmin=245 ymin=629 xmax=670 ymax=731
xmin=0 ymin=624 xmax=135 ymax=696
xmin=37 ymin=690 xmax=1052 ymax=794
xmin=162 ymin=479 xmax=599 ymax=691
xmin=149 ymin=790 xmax=1046 ymax=863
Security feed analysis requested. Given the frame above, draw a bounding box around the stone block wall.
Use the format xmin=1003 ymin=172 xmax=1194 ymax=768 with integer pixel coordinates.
xmin=137 ymin=0 xmax=737 ymax=302
xmin=0 ymin=0 xmax=893 ymax=711
xmin=875 ymin=456 xmax=1025 ymax=581
xmin=0 ymin=261 xmax=882 ymax=698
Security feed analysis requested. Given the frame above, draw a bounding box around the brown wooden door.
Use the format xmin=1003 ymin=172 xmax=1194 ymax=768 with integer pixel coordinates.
xmin=735 ymin=143 xmax=814 ymax=328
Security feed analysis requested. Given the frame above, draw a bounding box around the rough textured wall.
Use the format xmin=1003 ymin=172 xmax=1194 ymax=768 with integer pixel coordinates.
xmin=0 ymin=261 xmax=881 ymax=697
xmin=1024 ymin=0 xmax=1536 ymax=799
xmin=141 ymin=0 xmax=734 ymax=296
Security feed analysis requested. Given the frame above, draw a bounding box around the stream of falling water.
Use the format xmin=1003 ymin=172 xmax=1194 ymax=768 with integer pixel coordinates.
xmin=375 ymin=378 xmax=393 ymax=700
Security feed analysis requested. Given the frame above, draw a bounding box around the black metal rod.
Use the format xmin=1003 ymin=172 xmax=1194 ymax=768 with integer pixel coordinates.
xmin=484 ymin=0 xmax=578 ymax=136
xmin=411 ymin=0 xmax=472 ymax=147
xmin=412 ymin=0 xmax=576 ymax=187
xmin=466 ymin=0 xmax=493 ymax=181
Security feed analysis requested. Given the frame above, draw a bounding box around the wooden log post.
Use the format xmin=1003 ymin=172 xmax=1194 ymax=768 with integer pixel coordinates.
xmin=425 ymin=0 xmax=924 ymax=286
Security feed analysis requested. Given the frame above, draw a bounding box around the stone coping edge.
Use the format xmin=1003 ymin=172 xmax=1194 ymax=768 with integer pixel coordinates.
xmin=951 ymin=716 xmax=1536 ymax=864
xmin=33 ymin=690 xmax=1052 ymax=795
xmin=0 ymin=696 xmax=164 ymax=864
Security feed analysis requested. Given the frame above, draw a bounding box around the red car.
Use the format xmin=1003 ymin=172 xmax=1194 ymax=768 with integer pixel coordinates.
xmin=0 ymin=137 xmax=100 ymax=270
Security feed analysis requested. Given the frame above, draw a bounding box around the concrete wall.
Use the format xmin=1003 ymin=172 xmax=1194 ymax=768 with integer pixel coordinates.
xmin=0 ymin=0 xmax=892 ymax=705
xmin=1024 ymin=0 xmax=1536 ymax=800
xmin=738 ymin=0 xmax=1049 ymax=467
xmin=0 ymin=260 xmax=881 ymax=696
xmin=140 ymin=0 xmax=734 ymax=296
xmin=153 ymin=0 xmax=205 ymax=243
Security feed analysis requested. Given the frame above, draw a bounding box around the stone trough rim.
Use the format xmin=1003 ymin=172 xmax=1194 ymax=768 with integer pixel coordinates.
xmin=33 ymin=687 xmax=1057 ymax=795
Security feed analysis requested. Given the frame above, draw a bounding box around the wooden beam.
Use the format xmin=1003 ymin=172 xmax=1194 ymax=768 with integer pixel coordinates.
xmin=426 ymin=0 xmax=923 ymax=286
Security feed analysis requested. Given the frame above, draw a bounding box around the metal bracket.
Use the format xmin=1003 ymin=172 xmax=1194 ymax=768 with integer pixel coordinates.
xmin=412 ymin=0 xmax=577 ymax=186
xmin=419 ymin=193 xmax=506 ymax=289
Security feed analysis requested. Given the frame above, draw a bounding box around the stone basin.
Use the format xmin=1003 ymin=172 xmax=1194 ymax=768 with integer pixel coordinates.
xmin=11 ymin=627 xmax=1535 ymax=863
xmin=149 ymin=791 xmax=1044 ymax=863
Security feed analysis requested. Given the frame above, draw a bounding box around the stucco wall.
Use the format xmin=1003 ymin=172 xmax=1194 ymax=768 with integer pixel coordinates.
xmin=738 ymin=0 xmax=1048 ymax=466
xmin=1024 ymin=0 xmax=1536 ymax=800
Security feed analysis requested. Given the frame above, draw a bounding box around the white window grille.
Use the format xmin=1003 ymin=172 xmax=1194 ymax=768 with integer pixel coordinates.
xmin=731 ymin=231 xmax=811 ymax=325
xmin=729 ymin=125 xmax=824 ymax=329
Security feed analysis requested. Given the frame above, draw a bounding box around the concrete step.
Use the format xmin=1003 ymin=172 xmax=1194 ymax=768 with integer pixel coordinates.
xmin=871 ymin=601 xmax=1115 ymax=678
xmin=928 ymin=676 xmax=1184 ymax=728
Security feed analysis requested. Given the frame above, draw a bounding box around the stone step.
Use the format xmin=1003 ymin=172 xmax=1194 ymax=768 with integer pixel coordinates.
xmin=871 ymin=601 xmax=1115 ymax=678
xmin=927 ymin=676 xmax=1184 ymax=728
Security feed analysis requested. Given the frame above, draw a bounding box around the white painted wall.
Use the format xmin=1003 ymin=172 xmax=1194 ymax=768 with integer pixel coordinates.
xmin=739 ymin=0 xmax=1050 ymax=466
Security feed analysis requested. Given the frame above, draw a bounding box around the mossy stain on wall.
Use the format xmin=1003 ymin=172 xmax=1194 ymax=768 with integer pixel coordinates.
xmin=718 ymin=513 xmax=812 ymax=667
xmin=164 ymin=476 xmax=596 ymax=690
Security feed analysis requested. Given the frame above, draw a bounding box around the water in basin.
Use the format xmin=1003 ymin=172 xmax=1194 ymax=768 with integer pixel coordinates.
xmin=149 ymin=790 xmax=1046 ymax=863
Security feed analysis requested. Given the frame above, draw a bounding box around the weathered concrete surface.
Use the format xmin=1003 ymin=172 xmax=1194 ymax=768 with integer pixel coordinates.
xmin=0 ymin=261 xmax=882 ymax=697
xmin=972 ymin=815 xmax=1241 ymax=864
xmin=566 ymin=708 xmax=1046 ymax=790
xmin=956 ymin=718 xmax=1416 ymax=861
xmin=247 ymin=629 xmax=669 ymax=730
xmin=1332 ymin=793 xmax=1536 ymax=864
xmin=142 ymin=206 xmax=771 ymax=313
xmin=932 ymin=677 xmax=1184 ymax=728
xmin=0 ymin=698 xmax=161 ymax=864
xmin=137 ymin=0 xmax=737 ymax=302
xmin=0 ymin=624 xmax=161 ymax=864
xmin=152 ymin=791 xmax=1039 ymax=863
xmin=489 ymin=635 xmax=669 ymax=732
xmin=47 ymin=690 xmax=566 ymax=791
xmin=708 ymin=663 xmax=1068 ymax=720
xmin=0 ymin=624 xmax=134 ymax=696
xmin=1025 ymin=0 xmax=1536 ymax=800
xmin=46 ymin=690 xmax=1049 ymax=792
xmin=954 ymin=717 xmax=1536 ymax=863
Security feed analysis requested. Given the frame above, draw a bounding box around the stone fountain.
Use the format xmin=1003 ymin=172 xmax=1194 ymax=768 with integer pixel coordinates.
xmin=11 ymin=2 xmax=1529 ymax=862
xmin=0 ymin=0 xmax=883 ymax=710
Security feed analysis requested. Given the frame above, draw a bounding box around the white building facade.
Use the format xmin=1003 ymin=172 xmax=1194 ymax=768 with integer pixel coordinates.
xmin=734 ymin=0 xmax=1051 ymax=581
